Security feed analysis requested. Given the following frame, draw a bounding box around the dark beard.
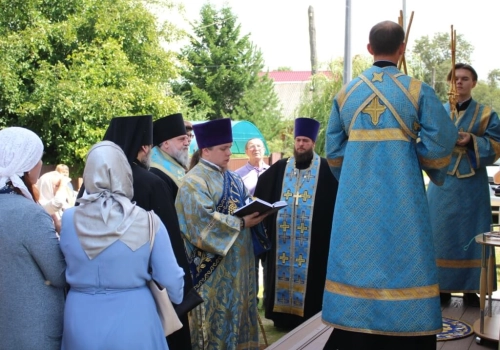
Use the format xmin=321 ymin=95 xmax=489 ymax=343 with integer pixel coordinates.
xmin=140 ymin=151 xmax=151 ymax=170
xmin=293 ymin=149 xmax=314 ymax=164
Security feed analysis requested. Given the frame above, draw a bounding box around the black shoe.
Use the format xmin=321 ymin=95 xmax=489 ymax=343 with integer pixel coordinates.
xmin=463 ymin=293 xmax=480 ymax=307
xmin=440 ymin=292 xmax=451 ymax=304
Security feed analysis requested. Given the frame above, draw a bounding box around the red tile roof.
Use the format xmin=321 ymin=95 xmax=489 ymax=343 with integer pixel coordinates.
xmin=260 ymin=71 xmax=332 ymax=82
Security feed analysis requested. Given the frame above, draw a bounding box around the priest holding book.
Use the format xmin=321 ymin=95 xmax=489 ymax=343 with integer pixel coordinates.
xmin=254 ymin=117 xmax=338 ymax=330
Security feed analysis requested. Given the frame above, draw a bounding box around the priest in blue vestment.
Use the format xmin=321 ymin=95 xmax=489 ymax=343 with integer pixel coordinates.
xmin=428 ymin=63 xmax=500 ymax=305
xmin=175 ymin=118 xmax=267 ymax=350
xmin=322 ymin=21 xmax=458 ymax=349
xmin=254 ymin=117 xmax=338 ymax=330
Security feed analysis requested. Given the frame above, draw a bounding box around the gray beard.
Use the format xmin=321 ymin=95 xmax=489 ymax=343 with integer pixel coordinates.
xmin=171 ymin=148 xmax=189 ymax=168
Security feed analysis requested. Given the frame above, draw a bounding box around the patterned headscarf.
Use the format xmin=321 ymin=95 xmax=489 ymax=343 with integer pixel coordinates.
xmin=0 ymin=127 xmax=43 ymax=200
xmin=74 ymin=141 xmax=152 ymax=259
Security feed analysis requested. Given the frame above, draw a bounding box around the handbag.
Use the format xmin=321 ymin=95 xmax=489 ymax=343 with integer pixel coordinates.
xmin=147 ymin=211 xmax=183 ymax=336
xmin=173 ymin=287 xmax=204 ymax=317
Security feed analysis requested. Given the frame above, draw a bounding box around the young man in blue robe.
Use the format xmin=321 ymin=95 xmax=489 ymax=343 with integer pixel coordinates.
xmin=175 ymin=118 xmax=267 ymax=350
xmin=428 ymin=63 xmax=500 ymax=305
xmin=322 ymin=21 xmax=458 ymax=349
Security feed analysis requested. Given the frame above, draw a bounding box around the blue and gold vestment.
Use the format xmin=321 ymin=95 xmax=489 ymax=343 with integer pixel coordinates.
xmin=175 ymin=159 xmax=258 ymax=350
xmin=255 ymin=154 xmax=338 ymax=329
xmin=323 ymin=65 xmax=458 ymax=336
xmin=428 ymin=99 xmax=500 ymax=293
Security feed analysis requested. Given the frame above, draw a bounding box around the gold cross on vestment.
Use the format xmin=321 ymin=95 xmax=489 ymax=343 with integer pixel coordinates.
xmin=297 ymin=222 xmax=309 ymax=234
xmin=363 ymin=97 xmax=386 ymax=125
xmin=279 ymin=252 xmax=289 ymax=264
xmin=301 ymin=190 xmax=311 ymax=202
xmin=372 ymin=72 xmax=384 ymax=82
xmin=296 ymin=254 xmax=306 ymax=267
xmin=283 ymin=189 xmax=293 ymax=200
xmin=279 ymin=221 xmax=290 ymax=233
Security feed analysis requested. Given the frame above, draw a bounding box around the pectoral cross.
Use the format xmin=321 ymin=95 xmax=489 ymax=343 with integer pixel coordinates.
xmin=293 ymin=191 xmax=303 ymax=206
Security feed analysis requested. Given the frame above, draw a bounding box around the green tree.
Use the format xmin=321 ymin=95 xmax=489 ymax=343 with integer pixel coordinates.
xmin=174 ymin=3 xmax=282 ymax=138
xmin=473 ymin=80 xmax=500 ymax=113
xmin=487 ymin=69 xmax=500 ymax=89
xmin=0 ymin=0 xmax=185 ymax=173
xmin=410 ymin=32 xmax=474 ymax=101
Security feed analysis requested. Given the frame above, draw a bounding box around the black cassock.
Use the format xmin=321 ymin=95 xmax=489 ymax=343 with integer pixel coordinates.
xmin=254 ymin=156 xmax=338 ymax=330
xmin=130 ymin=161 xmax=193 ymax=350
xmin=150 ymin=167 xmax=180 ymax=199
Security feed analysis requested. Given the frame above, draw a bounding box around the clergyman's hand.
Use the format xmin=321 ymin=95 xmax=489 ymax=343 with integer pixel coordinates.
xmin=456 ymin=132 xmax=471 ymax=146
xmin=242 ymin=212 xmax=269 ymax=229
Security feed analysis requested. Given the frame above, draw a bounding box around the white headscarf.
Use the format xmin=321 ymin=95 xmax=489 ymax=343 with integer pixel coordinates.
xmin=0 ymin=127 xmax=43 ymax=200
xmin=74 ymin=141 xmax=152 ymax=259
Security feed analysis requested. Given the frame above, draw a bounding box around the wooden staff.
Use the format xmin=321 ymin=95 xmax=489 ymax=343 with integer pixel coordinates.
xmin=397 ymin=10 xmax=414 ymax=74
xmin=447 ymin=25 xmax=458 ymax=119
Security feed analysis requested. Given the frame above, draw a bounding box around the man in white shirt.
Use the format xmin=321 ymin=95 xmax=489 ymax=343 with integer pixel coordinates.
xmin=234 ymin=138 xmax=269 ymax=196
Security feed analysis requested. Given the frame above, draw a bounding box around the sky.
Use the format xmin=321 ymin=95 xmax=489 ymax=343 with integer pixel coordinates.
xmin=167 ymin=0 xmax=499 ymax=81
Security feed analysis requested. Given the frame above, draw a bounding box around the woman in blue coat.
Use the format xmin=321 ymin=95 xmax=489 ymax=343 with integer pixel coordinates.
xmin=60 ymin=141 xmax=184 ymax=350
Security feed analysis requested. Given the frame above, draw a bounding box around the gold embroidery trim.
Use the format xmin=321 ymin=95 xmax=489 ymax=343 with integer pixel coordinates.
xmin=327 ymin=157 xmax=343 ymax=167
xmin=466 ymin=103 xmax=481 ymax=133
xmin=388 ymin=74 xmax=420 ymax=111
xmin=359 ymin=75 xmax=417 ymax=140
xmin=273 ymin=305 xmax=306 ymax=317
xmin=478 ymin=106 xmax=491 ymax=136
xmin=419 ymin=154 xmax=451 ymax=169
xmin=339 ymin=80 xmax=364 ymax=111
xmin=491 ymin=139 xmax=500 ymax=161
xmin=325 ymin=280 xmax=439 ymax=300
xmin=348 ymin=93 xmax=375 ymax=134
xmin=436 ymin=258 xmax=482 ymax=268
xmin=349 ymin=128 xmax=408 ymax=142
xmin=276 ymin=280 xmax=306 ymax=293
xmin=322 ymin=320 xmax=441 ymax=337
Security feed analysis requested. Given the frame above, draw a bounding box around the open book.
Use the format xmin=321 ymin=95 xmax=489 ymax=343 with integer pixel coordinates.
xmin=233 ymin=198 xmax=287 ymax=218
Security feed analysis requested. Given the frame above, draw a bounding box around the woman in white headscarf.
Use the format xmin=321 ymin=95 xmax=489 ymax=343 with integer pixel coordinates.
xmin=0 ymin=127 xmax=66 ymax=350
xmin=59 ymin=141 xmax=184 ymax=350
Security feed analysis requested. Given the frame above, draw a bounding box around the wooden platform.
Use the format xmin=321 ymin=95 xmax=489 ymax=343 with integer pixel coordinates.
xmin=266 ymin=297 xmax=500 ymax=350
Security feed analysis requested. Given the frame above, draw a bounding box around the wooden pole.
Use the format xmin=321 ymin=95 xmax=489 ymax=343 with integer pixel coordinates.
xmin=308 ymin=6 xmax=317 ymax=76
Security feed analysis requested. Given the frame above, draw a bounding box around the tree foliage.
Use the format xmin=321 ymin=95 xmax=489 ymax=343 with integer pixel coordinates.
xmin=410 ymin=32 xmax=474 ymax=101
xmin=174 ymin=4 xmax=283 ymax=147
xmin=0 ymin=0 xmax=185 ymax=173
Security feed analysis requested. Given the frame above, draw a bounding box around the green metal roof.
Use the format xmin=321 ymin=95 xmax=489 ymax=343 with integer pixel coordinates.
xmin=188 ymin=120 xmax=269 ymax=155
